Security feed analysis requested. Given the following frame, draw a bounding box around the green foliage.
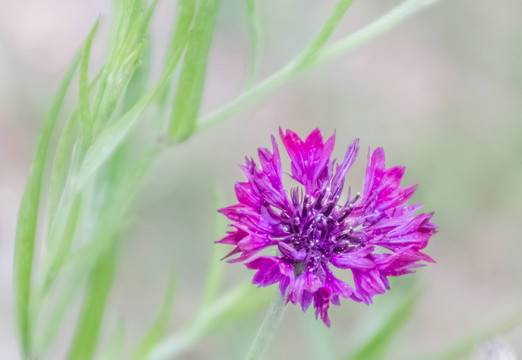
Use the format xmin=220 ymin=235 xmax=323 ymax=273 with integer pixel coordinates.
xmin=122 ymin=38 xmax=151 ymax=113
xmin=316 ymin=0 xmax=439 ymax=64
xmin=67 ymin=248 xmax=118 ymax=360
xmin=79 ymin=20 xmax=100 ymax=144
xmin=157 ymin=0 xmax=196 ymax=105
xmin=304 ymin=311 xmax=335 ymax=360
xmin=149 ymin=284 xmax=275 ymax=360
xmin=167 ymin=0 xmax=220 ymax=143
xmin=130 ymin=280 xmax=176 ymax=360
xmin=197 ymin=0 xmax=439 ymax=131
xmin=413 ymin=311 xmax=522 ymax=360
xmin=97 ymin=320 xmax=125 ymax=360
xmin=13 ymin=52 xmax=81 ymax=358
xmin=244 ymin=0 xmax=260 ymax=88
xmin=347 ymin=291 xmax=421 ymax=360
xmin=298 ymin=0 xmax=355 ymax=66
xmin=14 ymin=0 xmax=164 ymax=357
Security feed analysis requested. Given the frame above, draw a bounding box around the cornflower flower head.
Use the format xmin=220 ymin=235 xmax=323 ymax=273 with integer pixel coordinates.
xmin=218 ymin=128 xmax=437 ymax=326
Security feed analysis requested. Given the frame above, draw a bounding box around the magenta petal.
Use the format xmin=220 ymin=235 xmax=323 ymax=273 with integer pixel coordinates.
xmin=324 ymin=268 xmax=355 ymax=300
xmin=247 ymin=256 xmax=294 ymax=294
xmin=278 ymin=242 xmax=306 ymax=261
xmin=331 ymin=246 xmax=375 ymax=270
xmin=352 ymin=269 xmax=389 ymax=304
xmin=227 ymin=234 xmax=274 ymax=263
xmin=313 ymin=287 xmax=332 ymax=327
xmin=375 ymin=212 xmax=437 ymax=249
xmin=279 ymin=127 xmax=336 ymax=194
xmin=330 ymin=138 xmax=360 ymax=196
xmin=257 ymin=135 xmax=284 ymax=191
xmin=287 ymin=270 xmax=321 ymax=306
xmin=216 ymin=226 xmax=247 ymax=245
xmin=234 ymin=182 xmax=260 ymax=209
xmin=375 ymin=245 xmax=435 ymax=276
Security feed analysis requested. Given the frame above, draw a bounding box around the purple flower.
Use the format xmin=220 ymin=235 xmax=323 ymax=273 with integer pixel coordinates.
xmin=218 ymin=128 xmax=437 ymax=326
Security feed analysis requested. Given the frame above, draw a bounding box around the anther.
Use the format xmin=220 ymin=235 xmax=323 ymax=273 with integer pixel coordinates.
xmin=315 ymin=193 xmax=325 ymax=210
xmin=337 ymin=207 xmax=353 ymax=223
xmin=350 ymin=192 xmax=361 ymax=204
xmin=302 ymin=195 xmax=308 ymax=217
xmin=324 ymin=202 xmax=335 ymax=217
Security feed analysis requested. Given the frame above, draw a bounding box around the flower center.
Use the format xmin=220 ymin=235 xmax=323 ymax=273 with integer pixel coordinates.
xmin=278 ymin=188 xmax=362 ymax=278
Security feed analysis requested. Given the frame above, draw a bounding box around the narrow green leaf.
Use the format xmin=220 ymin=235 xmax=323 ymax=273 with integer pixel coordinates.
xmin=33 ymin=267 xmax=86 ymax=355
xmin=47 ymin=110 xmax=79 ymax=222
xmin=77 ymin=88 xmax=155 ymax=190
xmin=79 ymin=19 xmax=100 ymax=143
xmin=316 ymin=0 xmax=439 ymax=64
xmin=245 ymin=294 xmax=287 ymax=360
xmin=150 ymin=284 xmax=274 ymax=360
xmin=167 ymin=0 xmax=220 ymax=143
xmin=48 ymin=64 xmax=104 ymax=222
xmin=71 ymin=1 xmax=199 ymax=187
xmin=130 ymin=279 xmax=176 ymax=360
xmin=90 ymin=0 xmax=155 ymax=136
xmin=158 ymin=0 xmax=197 ymax=104
xmin=413 ymin=311 xmax=522 ymax=360
xmin=347 ymin=291 xmax=421 ymax=360
xmin=41 ymin=193 xmax=82 ymax=296
xmin=13 ymin=51 xmax=81 ymax=358
xmin=97 ymin=319 xmax=126 ymax=360
xmin=304 ymin=311 xmax=335 ymax=360
xmin=122 ymin=38 xmax=151 ymax=113
xmin=243 ymin=0 xmax=261 ymax=88
xmin=64 ymin=144 xmax=155 ymax=281
xmin=67 ymin=247 xmax=117 ymax=360
xmin=201 ymin=186 xmax=227 ymax=306
xmin=298 ymin=0 xmax=354 ymax=66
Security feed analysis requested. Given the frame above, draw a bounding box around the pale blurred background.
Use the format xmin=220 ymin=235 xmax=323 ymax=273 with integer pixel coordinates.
xmin=1 ymin=0 xmax=522 ymax=359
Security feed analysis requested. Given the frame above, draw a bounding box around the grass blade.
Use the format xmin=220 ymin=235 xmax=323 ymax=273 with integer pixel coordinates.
xmin=304 ymin=311 xmax=335 ymax=360
xmin=79 ymin=19 xmax=100 ymax=144
xmin=130 ymin=279 xmax=176 ymax=360
xmin=33 ymin=265 xmax=85 ymax=355
xmin=167 ymin=0 xmax=220 ymax=143
xmin=122 ymin=38 xmax=151 ymax=113
xmin=150 ymin=284 xmax=274 ymax=360
xmin=243 ymin=0 xmax=261 ymax=88
xmin=97 ymin=319 xmax=126 ymax=360
xmin=41 ymin=194 xmax=82 ymax=296
xmin=13 ymin=52 xmax=80 ymax=358
xmin=413 ymin=311 xmax=522 ymax=360
xmin=201 ymin=186 xmax=227 ymax=306
xmin=67 ymin=247 xmax=117 ymax=360
xmin=158 ymin=0 xmax=196 ymax=104
xmin=47 ymin=110 xmax=79 ymax=224
xmin=347 ymin=290 xmax=421 ymax=360
xmin=298 ymin=0 xmax=354 ymax=65
xmin=316 ymin=0 xmax=438 ymax=64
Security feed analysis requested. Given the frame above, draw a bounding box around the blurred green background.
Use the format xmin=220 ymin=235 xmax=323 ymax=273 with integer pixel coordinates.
xmin=1 ymin=0 xmax=522 ymax=358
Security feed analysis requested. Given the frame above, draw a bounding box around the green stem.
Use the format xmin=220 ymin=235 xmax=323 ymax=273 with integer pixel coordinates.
xmin=316 ymin=0 xmax=438 ymax=63
xmin=298 ymin=0 xmax=355 ymax=66
xmin=196 ymin=0 xmax=437 ymax=131
xmin=245 ymin=293 xmax=287 ymax=360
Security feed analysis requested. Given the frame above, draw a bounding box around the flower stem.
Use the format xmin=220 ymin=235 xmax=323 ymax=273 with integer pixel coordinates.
xmin=196 ymin=0 xmax=438 ymax=131
xmin=245 ymin=293 xmax=287 ymax=360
